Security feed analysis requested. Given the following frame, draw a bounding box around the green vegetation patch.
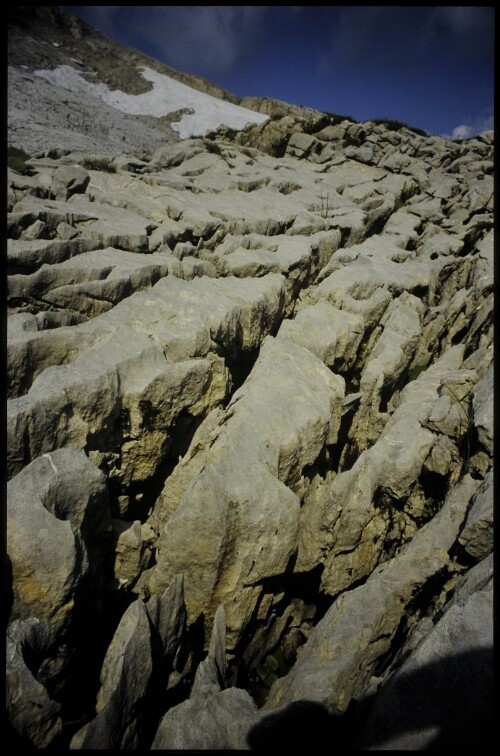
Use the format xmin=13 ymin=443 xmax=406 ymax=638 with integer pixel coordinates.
xmin=420 ymin=497 xmax=442 ymax=523
xmin=407 ymin=364 xmax=427 ymax=382
xmin=255 ymin=654 xmax=280 ymax=688
xmin=321 ymin=111 xmax=356 ymax=126
xmin=372 ymin=117 xmax=428 ymax=137
xmin=7 ymin=145 xmax=30 ymax=173
xmin=394 ymin=180 xmax=419 ymax=210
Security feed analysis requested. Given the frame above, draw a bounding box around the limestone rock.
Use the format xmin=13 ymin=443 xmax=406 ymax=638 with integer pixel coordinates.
xmin=153 ymin=601 xmax=258 ymax=749
xmin=7 ymin=273 xmax=286 ymax=482
xmin=309 ymin=234 xmax=431 ymax=307
xmin=208 ymin=603 xmax=227 ymax=683
xmin=344 ymin=144 xmax=374 ymax=164
xmin=50 ymin=165 xmax=89 ymax=201
xmin=7 ymin=247 xmax=183 ymax=318
xmin=21 ymin=218 xmax=46 ymax=240
xmin=471 ymin=228 xmax=493 ymax=295
xmin=56 ymin=221 xmax=78 ymax=239
xmin=357 ymin=554 xmax=493 ymax=749
xmin=277 ymin=301 xmax=364 ymax=371
xmin=266 ymin=475 xmax=481 ymax=714
xmin=5 ymin=22 xmax=495 ymax=749
xmin=347 ymin=291 xmax=424 ymax=452
xmin=297 ymin=344 xmax=481 ymax=591
xmin=152 ymin=686 xmax=259 ymax=750
xmin=149 ymin=336 xmax=345 ymax=648
xmin=7 ymin=237 xmax=103 ymax=275
xmin=458 ymin=469 xmax=493 ymax=560
xmin=70 ymin=600 xmax=153 ymax=749
xmin=382 ymin=209 xmax=422 ymax=249
xmin=466 ymin=176 xmax=493 ymax=213
xmin=6 ymin=619 xmax=62 ymax=748
xmin=8 ymin=167 xmax=50 ymax=207
xmin=286 ymin=132 xmax=321 ymax=159
xmin=234 ymin=115 xmax=297 ymax=157
xmin=423 ymin=434 xmax=461 ymax=477
xmin=145 ymin=574 xmax=187 ymax=661
xmin=112 ymin=520 xmax=152 ymax=589
xmin=214 ymin=232 xmax=337 ymax=313
xmin=7 ymin=452 xmax=99 ymax=633
xmin=473 ymin=361 xmax=493 ymax=454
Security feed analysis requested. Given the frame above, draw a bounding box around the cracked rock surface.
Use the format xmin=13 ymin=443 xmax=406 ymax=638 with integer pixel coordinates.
xmin=7 ymin=7 xmax=493 ymax=751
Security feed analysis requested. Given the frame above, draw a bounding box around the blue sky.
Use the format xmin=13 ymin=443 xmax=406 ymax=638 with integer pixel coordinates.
xmin=62 ymin=6 xmax=494 ymax=139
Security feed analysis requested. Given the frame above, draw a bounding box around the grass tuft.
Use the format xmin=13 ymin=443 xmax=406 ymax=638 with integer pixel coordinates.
xmin=8 ymin=145 xmax=30 ymax=173
xmin=80 ymin=156 xmax=116 ymax=173
xmin=372 ymin=117 xmax=428 ymax=137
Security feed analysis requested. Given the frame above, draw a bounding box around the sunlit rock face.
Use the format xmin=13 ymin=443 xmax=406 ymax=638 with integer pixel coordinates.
xmin=7 ymin=5 xmax=493 ymax=750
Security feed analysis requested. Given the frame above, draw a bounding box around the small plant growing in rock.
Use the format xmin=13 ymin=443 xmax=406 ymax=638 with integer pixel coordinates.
xmin=322 ymin=110 xmax=356 ymax=125
xmin=256 ymin=654 xmax=279 ymax=688
xmin=394 ymin=181 xmax=419 ymax=211
xmin=317 ymin=191 xmax=333 ymax=219
xmin=7 ymin=145 xmax=30 ymax=173
xmin=421 ymin=496 xmax=441 ymax=522
xmin=407 ymin=364 xmax=427 ymax=382
xmin=80 ymin=157 xmax=116 ymax=173
xmin=372 ymin=117 xmax=428 ymax=137
xmin=203 ymin=139 xmax=222 ymax=155
xmin=441 ymin=380 xmax=474 ymax=477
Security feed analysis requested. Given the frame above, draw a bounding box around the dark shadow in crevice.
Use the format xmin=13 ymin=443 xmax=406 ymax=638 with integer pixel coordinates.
xmin=139 ymin=612 xmax=206 ymax=749
xmin=248 ymin=698 xmax=357 ymax=749
xmin=419 ymin=467 xmax=449 ymax=504
xmin=224 ymin=346 xmax=260 ymax=399
xmin=364 ymin=207 xmax=393 ymax=238
xmin=5 ymin=718 xmax=37 ymax=752
xmin=117 ymin=409 xmax=206 ymax=523
xmin=247 ymin=648 xmax=494 ymax=750
xmin=328 ymin=406 xmax=358 ymax=474
xmin=47 ymin=576 xmax=135 ymax=748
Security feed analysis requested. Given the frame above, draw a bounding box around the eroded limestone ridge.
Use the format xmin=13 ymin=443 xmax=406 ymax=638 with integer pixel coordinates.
xmin=7 ymin=91 xmax=493 ymax=749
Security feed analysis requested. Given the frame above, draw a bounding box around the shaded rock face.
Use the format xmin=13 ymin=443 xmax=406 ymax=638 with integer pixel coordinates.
xmin=7 ymin=11 xmax=493 ymax=752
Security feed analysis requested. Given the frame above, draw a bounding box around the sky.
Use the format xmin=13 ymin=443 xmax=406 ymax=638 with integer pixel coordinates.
xmin=62 ymin=6 xmax=494 ymax=139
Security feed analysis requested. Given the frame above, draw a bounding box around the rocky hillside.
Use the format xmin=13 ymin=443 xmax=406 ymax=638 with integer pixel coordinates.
xmin=8 ymin=6 xmax=268 ymax=154
xmin=7 ymin=8 xmax=493 ymax=752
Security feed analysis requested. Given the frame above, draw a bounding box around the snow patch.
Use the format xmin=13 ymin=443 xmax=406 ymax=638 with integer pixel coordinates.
xmin=34 ymin=64 xmax=268 ymax=139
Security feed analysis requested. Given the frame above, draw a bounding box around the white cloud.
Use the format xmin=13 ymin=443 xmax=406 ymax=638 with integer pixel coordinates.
xmin=451 ymin=124 xmax=475 ymax=140
xmin=445 ymin=113 xmax=494 ymax=141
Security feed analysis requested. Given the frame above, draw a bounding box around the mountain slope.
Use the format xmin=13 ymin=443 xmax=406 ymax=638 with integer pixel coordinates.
xmin=8 ymin=6 xmax=268 ymax=153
